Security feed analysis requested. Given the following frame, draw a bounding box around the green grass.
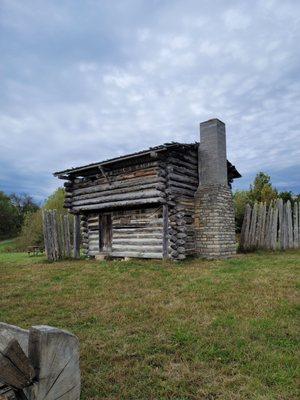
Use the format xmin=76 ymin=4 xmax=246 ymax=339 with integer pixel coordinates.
xmin=0 ymin=249 xmax=299 ymax=399
xmin=0 ymin=238 xmax=18 ymax=253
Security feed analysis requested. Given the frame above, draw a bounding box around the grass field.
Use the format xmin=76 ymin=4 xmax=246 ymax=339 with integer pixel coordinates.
xmin=0 ymin=244 xmax=299 ymax=399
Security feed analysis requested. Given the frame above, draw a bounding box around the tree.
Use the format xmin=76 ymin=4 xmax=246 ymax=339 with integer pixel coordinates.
xmin=234 ymin=172 xmax=277 ymax=232
xmin=16 ymin=187 xmax=67 ymax=250
xmin=44 ymin=187 xmax=66 ymax=211
xmin=17 ymin=209 xmax=44 ymax=248
xmin=278 ymin=191 xmax=294 ymax=203
xmin=0 ymin=191 xmax=19 ymax=240
xmin=233 ymin=190 xmax=252 ymax=233
xmin=10 ymin=193 xmax=40 ymax=231
xmin=249 ymin=172 xmax=277 ymax=204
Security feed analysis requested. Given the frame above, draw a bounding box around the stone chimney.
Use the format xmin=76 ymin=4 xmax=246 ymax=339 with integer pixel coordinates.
xmin=194 ymin=118 xmax=236 ymax=258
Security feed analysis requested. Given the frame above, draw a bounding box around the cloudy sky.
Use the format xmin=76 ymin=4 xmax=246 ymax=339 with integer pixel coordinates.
xmin=1 ymin=0 xmax=300 ymax=201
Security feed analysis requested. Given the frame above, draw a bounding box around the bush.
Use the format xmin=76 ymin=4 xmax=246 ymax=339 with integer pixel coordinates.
xmin=16 ymin=210 xmax=44 ymax=250
xmin=16 ymin=188 xmax=67 ymax=251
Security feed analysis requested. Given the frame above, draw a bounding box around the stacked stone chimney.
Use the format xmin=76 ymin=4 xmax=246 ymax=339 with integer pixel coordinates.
xmin=194 ymin=119 xmax=236 ymax=258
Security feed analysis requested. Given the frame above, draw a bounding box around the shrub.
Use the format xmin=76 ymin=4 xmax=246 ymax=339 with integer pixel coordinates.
xmin=16 ymin=188 xmax=67 ymax=251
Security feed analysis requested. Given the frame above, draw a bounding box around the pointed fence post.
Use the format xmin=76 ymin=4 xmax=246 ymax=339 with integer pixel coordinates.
xmin=240 ymin=203 xmax=251 ymax=250
xmin=293 ymin=202 xmax=299 ymax=248
xmin=278 ymin=198 xmax=284 ymax=250
xmin=73 ymin=214 xmax=81 ymax=259
xmin=298 ymin=202 xmax=300 ymax=248
xmin=286 ymin=201 xmax=293 ymax=248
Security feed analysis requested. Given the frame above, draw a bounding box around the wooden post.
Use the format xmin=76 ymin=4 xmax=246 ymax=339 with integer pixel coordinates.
xmin=259 ymin=203 xmax=267 ymax=248
xmin=64 ymin=215 xmax=71 ymax=258
xmin=42 ymin=211 xmax=48 ymax=260
xmin=271 ymin=204 xmax=278 ymax=250
xmin=286 ymin=201 xmax=293 ymax=248
xmin=162 ymin=204 xmax=169 ymax=259
xmin=249 ymin=203 xmax=258 ymax=248
xmin=73 ymin=214 xmax=81 ymax=259
xmin=298 ymin=202 xmax=300 ymax=248
xmin=293 ymin=202 xmax=299 ymax=248
xmin=26 ymin=326 xmax=81 ymax=400
xmin=0 ymin=323 xmax=81 ymax=400
xmin=277 ymin=198 xmax=284 ymax=249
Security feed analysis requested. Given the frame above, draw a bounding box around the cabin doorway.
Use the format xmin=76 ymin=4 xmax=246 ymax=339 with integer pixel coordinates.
xmin=99 ymin=213 xmax=112 ymax=253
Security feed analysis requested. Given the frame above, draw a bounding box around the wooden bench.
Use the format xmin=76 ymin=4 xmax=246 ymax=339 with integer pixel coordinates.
xmin=27 ymin=246 xmax=43 ymax=256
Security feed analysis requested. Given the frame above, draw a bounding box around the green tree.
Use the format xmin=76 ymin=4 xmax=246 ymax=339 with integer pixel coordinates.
xmin=17 ymin=209 xmax=44 ymax=248
xmin=233 ymin=190 xmax=252 ymax=233
xmin=10 ymin=193 xmax=40 ymax=231
xmin=278 ymin=191 xmax=294 ymax=203
xmin=44 ymin=187 xmax=66 ymax=211
xmin=249 ymin=172 xmax=277 ymax=204
xmin=16 ymin=187 xmax=66 ymax=250
xmin=0 ymin=191 xmax=19 ymax=240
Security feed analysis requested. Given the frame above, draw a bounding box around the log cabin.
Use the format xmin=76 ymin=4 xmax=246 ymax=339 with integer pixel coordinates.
xmin=54 ymin=119 xmax=241 ymax=260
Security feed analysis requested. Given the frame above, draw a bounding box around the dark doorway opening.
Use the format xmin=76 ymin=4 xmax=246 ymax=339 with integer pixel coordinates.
xmin=99 ymin=213 xmax=112 ymax=252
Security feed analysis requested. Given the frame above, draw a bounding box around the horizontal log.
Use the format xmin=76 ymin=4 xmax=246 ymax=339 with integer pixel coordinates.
xmin=112 ymin=244 xmax=162 ymax=251
xmin=113 ymin=225 xmax=162 ymax=235
xmin=73 ymin=197 xmax=166 ymax=211
xmin=113 ymin=217 xmax=163 ymax=224
xmin=167 ymin=172 xmax=198 ymax=185
xmin=72 ymin=167 xmax=160 ymax=190
xmin=88 ymin=246 xmax=100 ymax=251
xmin=72 ymin=190 xmax=165 ymax=207
xmin=167 ymin=164 xmax=198 ymax=179
xmin=169 ymin=151 xmax=198 ymax=165
xmin=168 ymin=156 xmax=198 ymax=172
xmin=167 ymin=187 xmax=195 ymax=198
xmin=110 ymin=251 xmax=163 ymax=259
xmin=112 ymin=238 xmax=162 ymax=245
xmin=112 ymin=233 xmax=163 ymax=239
xmin=72 ymin=182 xmax=166 ymax=203
xmin=72 ymin=176 xmax=166 ymax=197
xmin=167 ymin=180 xmax=197 ymax=192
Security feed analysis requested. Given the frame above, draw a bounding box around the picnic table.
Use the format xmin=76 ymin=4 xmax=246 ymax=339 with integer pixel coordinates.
xmin=27 ymin=246 xmax=44 ymax=256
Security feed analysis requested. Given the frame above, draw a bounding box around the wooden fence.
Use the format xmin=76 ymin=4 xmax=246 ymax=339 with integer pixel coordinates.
xmin=42 ymin=210 xmax=81 ymax=261
xmin=240 ymin=199 xmax=300 ymax=251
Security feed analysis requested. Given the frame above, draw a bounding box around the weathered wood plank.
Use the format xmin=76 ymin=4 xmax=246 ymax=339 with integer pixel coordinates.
xmin=27 ymin=325 xmax=80 ymax=400
xmin=0 ymin=335 xmax=34 ymax=390
xmin=73 ymin=197 xmax=165 ymax=211
xmin=110 ymin=251 xmax=163 ymax=259
xmin=73 ymin=214 xmax=81 ymax=259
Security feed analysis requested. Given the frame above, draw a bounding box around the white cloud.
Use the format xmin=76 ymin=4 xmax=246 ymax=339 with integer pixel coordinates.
xmin=223 ymin=8 xmax=251 ymax=31
xmin=1 ymin=0 xmax=300 ymax=199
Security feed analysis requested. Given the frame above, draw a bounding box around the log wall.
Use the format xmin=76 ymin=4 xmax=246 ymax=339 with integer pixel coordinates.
xmin=111 ymin=207 xmax=164 ymax=258
xmin=81 ymin=214 xmax=100 ymax=257
xmin=64 ymin=160 xmax=165 ymax=212
xmin=164 ymin=147 xmax=199 ymax=259
xmin=64 ymin=146 xmax=200 ymax=260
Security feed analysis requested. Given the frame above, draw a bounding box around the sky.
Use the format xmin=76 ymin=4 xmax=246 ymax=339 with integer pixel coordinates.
xmin=1 ymin=0 xmax=300 ymax=202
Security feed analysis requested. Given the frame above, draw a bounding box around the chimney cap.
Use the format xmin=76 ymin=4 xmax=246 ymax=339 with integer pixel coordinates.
xmin=200 ymin=118 xmax=225 ymax=126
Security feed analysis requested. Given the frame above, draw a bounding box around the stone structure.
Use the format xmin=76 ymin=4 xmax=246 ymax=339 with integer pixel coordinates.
xmin=195 ymin=119 xmax=236 ymax=258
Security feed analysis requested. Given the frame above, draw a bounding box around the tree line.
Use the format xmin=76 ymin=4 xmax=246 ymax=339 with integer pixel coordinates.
xmin=0 ymin=188 xmax=66 ymax=249
xmin=0 ymin=172 xmax=299 ymax=249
